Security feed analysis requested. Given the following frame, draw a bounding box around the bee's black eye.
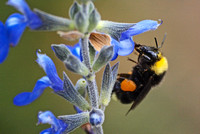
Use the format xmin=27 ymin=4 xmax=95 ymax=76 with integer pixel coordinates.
xmin=142 ymin=54 xmax=152 ymax=61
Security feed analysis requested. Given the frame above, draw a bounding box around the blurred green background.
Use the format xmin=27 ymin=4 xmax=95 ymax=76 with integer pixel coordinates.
xmin=0 ymin=0 xmax=200 ymax=134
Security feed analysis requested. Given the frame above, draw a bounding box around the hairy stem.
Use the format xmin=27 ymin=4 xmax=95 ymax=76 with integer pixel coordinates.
xmin=80 ymin=37 xmax=99 ymax=108
xmin=81 ymin=37 xmax=91 ymax=70
xmin=94 ymin=126 xmax=104 ymax=134
xmin=81 ymin=3 xmax=103 ymax=134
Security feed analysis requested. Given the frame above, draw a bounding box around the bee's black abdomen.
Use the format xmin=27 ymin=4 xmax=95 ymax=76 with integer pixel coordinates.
xmin=113 ymin=81 xmax=133 ymax=104
xmin=151 ymin=72 xmax=166 ymax=86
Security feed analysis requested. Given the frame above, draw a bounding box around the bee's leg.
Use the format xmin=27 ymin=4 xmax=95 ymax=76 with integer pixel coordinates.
xmin=118 ymin=73 xmax=131 ymax=78
xmin=127 ymin=57 xmax=138 ymax=64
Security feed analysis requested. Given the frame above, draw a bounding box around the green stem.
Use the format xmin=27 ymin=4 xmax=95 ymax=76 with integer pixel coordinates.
xmin=94 ymin=126 xmax=104 ymax=134
xmin=80 ymin=37 xmax=99 ymax=108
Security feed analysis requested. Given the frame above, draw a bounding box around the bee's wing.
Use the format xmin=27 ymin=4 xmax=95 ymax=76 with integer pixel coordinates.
xmin=117 ymin=73 xmax=131 ymax=79
xmin=126 ymin=76 xmax=153 ymax=115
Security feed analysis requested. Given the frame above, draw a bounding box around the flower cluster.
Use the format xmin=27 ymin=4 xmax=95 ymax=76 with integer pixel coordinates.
xmin=0 ymin=0 xmax=161 ymax=133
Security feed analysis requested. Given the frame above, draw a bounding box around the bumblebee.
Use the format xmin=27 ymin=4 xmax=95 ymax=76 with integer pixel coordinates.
xmin=112 ymin=36 xmax=168 ymax=115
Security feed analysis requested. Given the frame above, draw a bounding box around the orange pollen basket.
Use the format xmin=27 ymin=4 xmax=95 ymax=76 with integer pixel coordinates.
xmin=121 ymin=79 xmax=137 ymax=92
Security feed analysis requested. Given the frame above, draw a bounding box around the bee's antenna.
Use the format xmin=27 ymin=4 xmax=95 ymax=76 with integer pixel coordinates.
xmin=159 ymin=33 xmax=167 ymax=49
xmin=154 ymin=37 xmax=158 ymax=49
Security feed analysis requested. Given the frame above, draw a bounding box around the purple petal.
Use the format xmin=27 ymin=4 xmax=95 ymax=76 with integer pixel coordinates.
xmin=66 ymin=43 xmax=82 ymax=60
xmin=111 ymin=38 xmax=135 ymax=56
xmin=0 ymin=21 xmax=9 ymax=63
xmin=111 ymin=42 xmax=119 ymax=60
xmin=27 ymin=13 xmax=42 ymax=29
xmin=7 ymin=0 xmax=42 ymax=29
xmin=5 ymin=13 xmax=27 ymax=47
xmin=40 ymin=128 xmax=53 ymax=134
xmin=36 ymin=52 xmax=63 ymax=91
xmin=120 ymin=20 xmax=162 ymax=40
xmin=13 ymin=76 xmax=51 ymax=106
xmin=7 ymin=0 xmax=31 ymax=16
xmin=38 ymin=111 xmax=68 ymax=134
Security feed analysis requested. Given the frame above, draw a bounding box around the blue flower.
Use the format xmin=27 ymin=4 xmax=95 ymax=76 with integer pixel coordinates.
xmin=0 ymin=0 xmax=42 ymax=63
xmin=37 ymin=111 xmax=68 ymax=134
xmin=7 ymin=0 xmax=42 ymax=29
xmin=0 ymin=21 xmax=9 ymax=63
xmin=74 ymin=106 xmax=83 ymax=113
xmin=64 ymin=20 xmax=162 ymax=61
xmin=66 ymin=43 xmax=82 ymax=60
xmin=13 ymin=51 xmax=63 ymax=106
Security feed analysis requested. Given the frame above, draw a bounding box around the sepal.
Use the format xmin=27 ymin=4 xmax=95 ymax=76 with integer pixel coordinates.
xmin=52 ymin=44 xmax=71 ymax=61
xmin=55 ymin=73 xmax=90 ymax=111
xmin=34 ymin=9 xmax=74 ymax=31
xmin=99 ymin=62 xmax=119 ymax=107
xmin=111 ymin=62 xmax=119 ymax=83
xmin=89 ymin=41 xmax=96 ymax=65
xmin=52 ymin=44 xmax=89 ymax=76
xmin=57 ymin=30 xmax=84 ymax=41
xmin=92 ymin=45 xmax=113 ymax=72
xmin=96 ymin=20 xmax=134 ymax=41
xmin=59 ymin=112 xmax=89 ymax=133
xmin=99 ymin=64 xmax=112 ymax=107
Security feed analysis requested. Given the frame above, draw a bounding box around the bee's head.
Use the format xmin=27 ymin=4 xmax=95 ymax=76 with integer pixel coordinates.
xmin=135 ymin=44 xmax=161 ymax=66
xmin=135 ymin=34 xmax=167 ymax=67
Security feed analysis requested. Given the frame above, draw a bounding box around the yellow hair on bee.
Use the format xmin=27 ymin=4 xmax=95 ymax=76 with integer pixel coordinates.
xmin=151 ymin=54 xmax=168 ymax=75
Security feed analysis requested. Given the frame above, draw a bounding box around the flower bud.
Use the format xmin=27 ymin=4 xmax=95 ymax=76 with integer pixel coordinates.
xmin=88 ymin=1 xmax=95 ymax=14
xmin=89 ymin=108 xmax=104 ymax=126
xmin=74 ymin=11 xmax=89 ymax=33
xmin=88 ymin=8 xmax=101 ymax=32
xmin=75 ymin=78 xmax=87 ymax=97
xmin=69 ymin=2 xmax=81 ymax=20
